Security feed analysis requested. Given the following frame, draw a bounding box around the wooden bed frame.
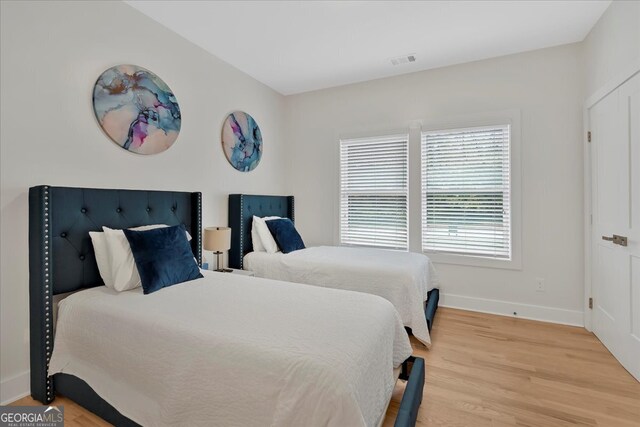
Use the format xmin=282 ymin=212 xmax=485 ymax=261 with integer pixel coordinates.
xmin=228 ymin=193 xmax=440 ymax=332
xmin=29 ymin=185 xmax=425 ymax=427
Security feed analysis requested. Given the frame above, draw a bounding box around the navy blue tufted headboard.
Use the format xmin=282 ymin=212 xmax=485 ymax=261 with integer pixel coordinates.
xmin=228 ymin=194 xmax=294 ymax=269
xmin=28 ymin=185 xmax=202 ymax=404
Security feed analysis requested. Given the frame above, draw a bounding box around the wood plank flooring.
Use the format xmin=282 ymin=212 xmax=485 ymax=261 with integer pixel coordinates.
xmin=384 ymin=308 xmax=640 ymax=426
xmin=11 ymin=308 xmax=640 ymax=426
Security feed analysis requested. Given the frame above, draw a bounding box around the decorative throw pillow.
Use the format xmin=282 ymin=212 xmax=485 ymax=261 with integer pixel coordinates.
xmin=253 ymin=215 xmax=281 ymax=253
xmin=123 ymin=225 xmax=202 ymax=295
xmin=101 ymin=224 xmax=192 ymax=292
xmin=265 ymin=218 xmax=305 ymax=254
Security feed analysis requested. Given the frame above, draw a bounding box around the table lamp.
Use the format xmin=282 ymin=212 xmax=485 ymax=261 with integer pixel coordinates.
xmin=204 ymin=226 xmax=232 ymax=272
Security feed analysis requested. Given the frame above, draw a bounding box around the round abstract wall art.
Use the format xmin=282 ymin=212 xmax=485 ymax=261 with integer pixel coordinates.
xmin=92 ymin=64 xmax=181 ymax=155
xmin=221 ymin=111 xmax=263 ymax=172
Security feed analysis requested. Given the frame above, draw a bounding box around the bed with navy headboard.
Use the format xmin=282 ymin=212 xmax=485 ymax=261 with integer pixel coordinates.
xmin=228 ymin=194 xmax=440 ymax=336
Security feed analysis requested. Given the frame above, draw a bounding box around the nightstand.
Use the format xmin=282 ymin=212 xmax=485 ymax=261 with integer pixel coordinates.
xmin=205 ymin=265 xmax=255 ymax=276
xmin=228 ymin=268 xmax=255 ymax=277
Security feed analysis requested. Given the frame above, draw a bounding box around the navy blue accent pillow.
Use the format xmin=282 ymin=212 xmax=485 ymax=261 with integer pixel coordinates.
xmin=123 ymin=224 xmax=202 ymax=295
xmin=265 ymin=218 xmax=305 ymax=254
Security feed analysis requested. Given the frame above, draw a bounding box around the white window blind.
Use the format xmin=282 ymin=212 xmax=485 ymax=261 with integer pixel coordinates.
xmin=340 ymin=134 xmax=408 ymax=250
xmin=421 ymin=125 xmax=511 ymax=259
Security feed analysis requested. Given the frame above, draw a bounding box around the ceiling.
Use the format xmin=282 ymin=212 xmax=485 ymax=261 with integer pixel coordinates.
xmin=126 ymin=0 xmax=610 ymax=95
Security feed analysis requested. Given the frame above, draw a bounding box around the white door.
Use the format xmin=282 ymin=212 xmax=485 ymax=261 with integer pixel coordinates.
xmin=590 ymin=71 xmax=640 ymax=381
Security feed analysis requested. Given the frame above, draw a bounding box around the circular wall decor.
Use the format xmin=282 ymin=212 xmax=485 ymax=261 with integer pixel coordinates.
xmin=221 ymin=111 xmax=262 ymax=172
xmin=92 ymin=64 xmax=181 ymax=155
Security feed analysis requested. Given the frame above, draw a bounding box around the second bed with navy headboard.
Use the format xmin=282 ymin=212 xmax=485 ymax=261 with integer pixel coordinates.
xmin=228 ymin=193 xmax=440 ymax=346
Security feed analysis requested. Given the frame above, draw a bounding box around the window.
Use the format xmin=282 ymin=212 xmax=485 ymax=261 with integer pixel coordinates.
xmin=340 ymin=134 xmax=408 ymax=250
xmin=421 ymin=125 xmax=511 ymax=260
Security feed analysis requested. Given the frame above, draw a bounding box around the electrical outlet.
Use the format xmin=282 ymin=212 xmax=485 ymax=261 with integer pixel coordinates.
xmin=536 ymin=278 xmax=545 ymax=292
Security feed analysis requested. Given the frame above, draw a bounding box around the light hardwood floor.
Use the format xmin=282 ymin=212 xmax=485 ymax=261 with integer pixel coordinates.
xmin=12 ymin=308 xmax=640 ymax=426
xmin=384 ymin=308 xmax=640 ymax=426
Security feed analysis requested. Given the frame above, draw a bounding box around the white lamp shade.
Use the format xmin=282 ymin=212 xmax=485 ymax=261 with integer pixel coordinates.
xmin=204 ymin=227 xmax=231 ymax=252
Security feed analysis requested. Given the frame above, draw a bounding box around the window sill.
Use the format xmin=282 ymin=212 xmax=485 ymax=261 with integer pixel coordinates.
xmin=424 ymin=251 xmax=522 ymax=270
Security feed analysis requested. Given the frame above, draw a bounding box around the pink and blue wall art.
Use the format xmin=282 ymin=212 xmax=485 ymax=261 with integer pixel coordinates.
xmin=221 ymin=111 xmax=262 ymax=172
xmin=93 ymin=65 xmax=181 ymax=155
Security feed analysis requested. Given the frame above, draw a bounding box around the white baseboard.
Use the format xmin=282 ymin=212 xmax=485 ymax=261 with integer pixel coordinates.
xmin=1 ymin=370 xmax=30 ymax=406
xmin=440 ymin=293 xmax=584 ymax=327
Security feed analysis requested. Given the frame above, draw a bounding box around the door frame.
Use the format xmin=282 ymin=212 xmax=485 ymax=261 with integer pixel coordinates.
xmin=583 ymin=59 xmax=640 ymax=331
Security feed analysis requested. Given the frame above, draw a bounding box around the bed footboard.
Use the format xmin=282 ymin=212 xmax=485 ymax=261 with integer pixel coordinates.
xmin=395 ymin=356 xmax=425 ymax=427
xmin=425 ymin=288 xmax=439 ymax=332
xmin=54 ymin=374 xmax=140 ymax=426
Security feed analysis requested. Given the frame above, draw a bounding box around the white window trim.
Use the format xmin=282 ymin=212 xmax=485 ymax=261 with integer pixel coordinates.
xmin=420 ymin=110 xmax=522 ymax=270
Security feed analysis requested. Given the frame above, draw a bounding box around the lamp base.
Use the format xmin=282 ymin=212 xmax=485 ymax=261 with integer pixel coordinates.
xmin=213 ymin=251 xmax=232 ymax=273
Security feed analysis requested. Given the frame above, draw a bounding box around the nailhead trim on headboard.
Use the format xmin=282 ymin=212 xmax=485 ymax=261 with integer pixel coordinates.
xmin=197 ymin=192 xmax=203 ymax=265
xmin=43 ymin=186 xmax=53 ymax=403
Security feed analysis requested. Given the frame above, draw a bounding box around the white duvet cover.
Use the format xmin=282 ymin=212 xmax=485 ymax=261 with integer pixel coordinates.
xmin=244 ymin=246 xmax=439 ymax=347
xmin=49 ymin=270 xmax=412 ymax=427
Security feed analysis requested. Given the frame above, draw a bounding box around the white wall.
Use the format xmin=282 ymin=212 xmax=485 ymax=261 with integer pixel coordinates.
xmin=583 ymin=0 xmax=640 ymax=97
xmin=0 ymin=0 xmax=289 ymax=403
xmin=286 ymin=44 xmax=586 ymax=326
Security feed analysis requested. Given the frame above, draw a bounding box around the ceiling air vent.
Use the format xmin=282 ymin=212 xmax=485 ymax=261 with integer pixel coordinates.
xmin=390 ymin=54 xmax=417 ymax=66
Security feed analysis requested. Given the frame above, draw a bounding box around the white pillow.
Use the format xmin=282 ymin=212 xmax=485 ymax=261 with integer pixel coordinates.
xmin=251 ymin=228 xmax=264 ymax=252
xmin=252 ymin=215 xmax=281 ymax=254
xmin=251 ymin=218 xmax=266 ymax=252
xmin=89 ymin=231 xmax=112 ymax=287
xmin=100 ymin=224 xmax=193 ymax=292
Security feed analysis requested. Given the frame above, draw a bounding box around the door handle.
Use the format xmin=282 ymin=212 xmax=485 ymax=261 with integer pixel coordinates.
xmin=602 ymin=235 xmax=628 ymax=247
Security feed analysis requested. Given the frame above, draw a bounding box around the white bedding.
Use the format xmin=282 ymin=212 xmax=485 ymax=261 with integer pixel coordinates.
xmin=49 ymin=270 xmax=412 ymax=427
xmin=244 ymin=246 xmax=439 ymax=347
